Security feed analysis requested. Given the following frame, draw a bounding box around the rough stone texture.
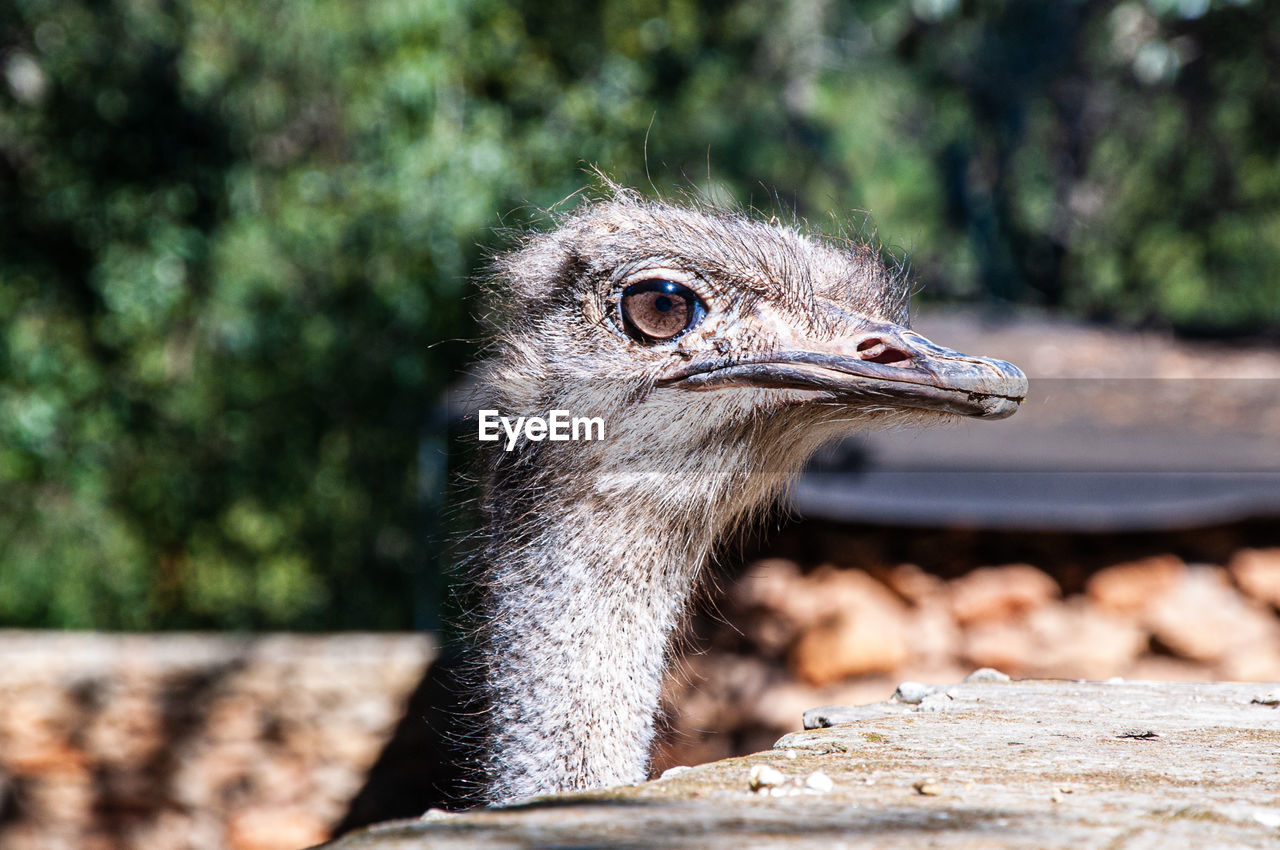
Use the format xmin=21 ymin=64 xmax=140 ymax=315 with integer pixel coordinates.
xmin=948 ymin=564 xmax=1060 ymax=626
xmin=320 ymin=679 xmax=1280 ymax=850
xmin=0 ymin=632 xmax=435 ymax=850
xmin=1144 ymin=566 xmax=1280 ymax=664
xmin=1231 ymin=548 xmax=1280 ymax=609
xmin=962 ymin=599 xmax=1147 ymax=679
xmin=1086 ymin=555 xmax=1187 ymax=615
xmin=787 ymin=569 xmax=911 ymax=685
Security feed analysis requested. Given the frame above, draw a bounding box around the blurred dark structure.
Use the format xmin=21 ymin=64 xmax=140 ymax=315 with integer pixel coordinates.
xmin=798 ymin=310 xmax=1280 ymax=531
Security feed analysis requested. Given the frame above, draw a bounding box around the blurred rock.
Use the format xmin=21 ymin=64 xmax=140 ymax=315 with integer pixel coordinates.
xmin=227 ymin=805 xmax=329 ymax=850
xmin=950 ymin=564 xmax=1059 ymax=626
xmin=1229 ymin=548 xmax=1280 ymax=609
xmin=1145 ymin=566 xmax=1280 ymax=663
xmin=1027 ymin=600 xmax=1148 ymax=678
xmin=730 ymin=561 xmax=914 ymax=685
xmin=1220 ymin=645 xmax=1280 ymax=682
xmin=788 ymin=569 xmax=910 ymax=685
xmin=0 ymin=633 xmax=434 ymax=850
xmin=962 ymin=619 xmax=1033 ymax=673
xmin=903 ymin=594 xmax=963 ymax=670
xmin=1086 ymin=555 xmax=1186 ymax=615
xmin=878 ymin=563 xmax=947 ymax=606
xmin=728 ymin=559 xmax=815 ymax=656
xmin=962 ymin=599 xmax=1145 ymax=678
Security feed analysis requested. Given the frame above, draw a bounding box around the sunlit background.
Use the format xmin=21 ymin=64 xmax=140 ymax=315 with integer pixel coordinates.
xmin=4 ymin=1 xmax=1280 ymax=847
xmin=3 ymin=0 xmax=1277 ymax=633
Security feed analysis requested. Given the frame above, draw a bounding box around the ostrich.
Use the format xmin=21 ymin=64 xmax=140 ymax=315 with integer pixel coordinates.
xmin=470 ymin=188 xmax=1027 ymax=803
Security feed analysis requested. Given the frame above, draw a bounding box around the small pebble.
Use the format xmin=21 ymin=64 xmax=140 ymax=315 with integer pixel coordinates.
xmin=893 ymin=681 xmax=936 ymax=704
xmin=1051 ymin=792 xmax=1064 ymax=803
xmin=749 ymin=764 xmax=786 ymax=792
xmin=913 ymin=778 xmax=941 ymax=796
xmin=964 ymin=667 xmax=1011 ymax=683
xmin=783 ymin=749 xmax=799 ymax=760
xmin=660 ymin=765 xmax=693 ymax=780
xmin=420 ymin=808 xmax=454 ymax=821
xmin=805 ymin=771 xmax=834 ymax=793
xmin=1058 ymin=786 xmax=1074 ymax=794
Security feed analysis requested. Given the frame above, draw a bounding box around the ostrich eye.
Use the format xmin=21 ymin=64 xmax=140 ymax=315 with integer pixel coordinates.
xmin=619 ymin=279 xmax=706 ymax=343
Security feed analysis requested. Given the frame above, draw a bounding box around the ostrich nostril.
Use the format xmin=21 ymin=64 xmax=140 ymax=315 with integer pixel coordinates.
xmin=856 ymin=337 xmax=912 ymax=366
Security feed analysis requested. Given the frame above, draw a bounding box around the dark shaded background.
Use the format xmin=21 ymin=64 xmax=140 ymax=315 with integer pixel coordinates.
xmin=1 ymin=0 xmax=1277 ymax=630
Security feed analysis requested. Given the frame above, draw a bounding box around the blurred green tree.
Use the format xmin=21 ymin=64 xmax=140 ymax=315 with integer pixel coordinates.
xmin=0 ymin=0 xmax=1274 ymax=628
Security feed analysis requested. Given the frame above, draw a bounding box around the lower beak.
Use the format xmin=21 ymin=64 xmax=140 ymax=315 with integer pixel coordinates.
xmin=659 ymin=321 xmax=1028 ymax=420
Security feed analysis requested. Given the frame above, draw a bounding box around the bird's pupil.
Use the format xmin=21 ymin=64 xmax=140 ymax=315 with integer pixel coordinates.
xmin=655 ymin=295 xmax=673 ymax=312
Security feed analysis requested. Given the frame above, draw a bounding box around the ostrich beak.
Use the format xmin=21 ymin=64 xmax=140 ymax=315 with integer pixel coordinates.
xmin=660 ymin=320 xmax=1028 ymax=420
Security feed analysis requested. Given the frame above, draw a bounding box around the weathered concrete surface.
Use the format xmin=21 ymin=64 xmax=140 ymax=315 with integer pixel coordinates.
xmin=321 ymin=679 xmax=1280 ymax=849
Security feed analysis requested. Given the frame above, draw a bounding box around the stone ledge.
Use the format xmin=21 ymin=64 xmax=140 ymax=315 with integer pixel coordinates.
xmin=321 ymin=679 xmax=1280 ymax=850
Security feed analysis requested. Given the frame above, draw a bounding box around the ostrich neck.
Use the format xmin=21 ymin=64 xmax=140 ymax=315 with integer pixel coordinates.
xmin=479 ymin=463 xmax=729 ymax=803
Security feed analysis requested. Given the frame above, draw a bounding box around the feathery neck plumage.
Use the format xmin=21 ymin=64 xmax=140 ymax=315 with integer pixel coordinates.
xmin=475 ymin=415 xmax=812 ymax=802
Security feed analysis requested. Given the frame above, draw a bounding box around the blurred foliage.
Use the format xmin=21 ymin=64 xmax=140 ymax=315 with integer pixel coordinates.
xmin=0 ymin=0 xmax=1276 ymax=628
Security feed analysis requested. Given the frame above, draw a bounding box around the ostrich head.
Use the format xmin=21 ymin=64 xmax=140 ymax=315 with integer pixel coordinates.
xmin=472 ymin=188 xmax=1026 ymax=803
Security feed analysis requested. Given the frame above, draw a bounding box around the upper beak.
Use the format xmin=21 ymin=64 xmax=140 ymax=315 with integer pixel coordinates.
xmin=658 ymin=320 xmax=1028 ymax=420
